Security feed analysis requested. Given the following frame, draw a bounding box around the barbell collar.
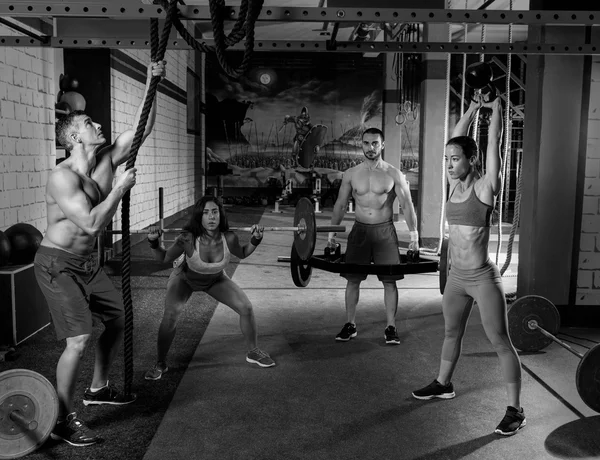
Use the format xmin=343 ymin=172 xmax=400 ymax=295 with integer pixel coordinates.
xmin=530 ymin=321 xmax=585 ymax=359
xmin=9 ymin=409 xmax=38 ymax=431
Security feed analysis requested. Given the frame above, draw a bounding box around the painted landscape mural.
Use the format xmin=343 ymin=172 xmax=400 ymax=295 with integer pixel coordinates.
xmin=204 ymin=52 xmax=419 ymax=202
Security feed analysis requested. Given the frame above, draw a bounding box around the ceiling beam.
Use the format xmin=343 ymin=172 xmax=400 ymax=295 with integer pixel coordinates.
xmin=2 ymin=4 xmax=600 ymax=25
xmin=2 ymin=35 xmax=598 ymax=55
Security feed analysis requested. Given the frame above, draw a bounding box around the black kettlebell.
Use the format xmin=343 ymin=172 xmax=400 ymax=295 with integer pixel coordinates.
xmin=465 ymin=61 xmax=497 ymax=104
xmin=465 ymin=61 xmax=493 ymax=89
xmin=324 ymin=243 xmax=341 ymax=261
xmin=406 ymin=249 xmax=420 ymax=264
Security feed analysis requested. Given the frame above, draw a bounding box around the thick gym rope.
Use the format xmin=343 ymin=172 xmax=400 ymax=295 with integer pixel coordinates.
xmin=160 ymin=0 xmax=264 ymax=79
xmin=120 ymin=1 xmax=177 ymax=396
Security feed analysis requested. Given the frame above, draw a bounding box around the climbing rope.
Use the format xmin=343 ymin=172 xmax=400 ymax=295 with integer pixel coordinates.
xmin=120 ymin=0 xmax=177 ymax=397
xmin=160 ymin=0 xmax=264 ymax=79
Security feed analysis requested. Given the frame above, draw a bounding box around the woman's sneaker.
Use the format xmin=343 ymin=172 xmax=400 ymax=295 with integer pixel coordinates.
xmin=83 ymin=383 xmax=137 ymax=406
xmin=335 ymin=322 xmax=357 ymax=342
xmin=494 ymin=406 xmax=526 ymax=436
xmin=412 ymin=379 xmax=456 ymax=400
xmin=145 ymin=363 xmax=169 ymax=381
xmin=246 ymin=348 xmax=276 ymax=367
xmin=50 ymin=413 xmax=100 ymax=446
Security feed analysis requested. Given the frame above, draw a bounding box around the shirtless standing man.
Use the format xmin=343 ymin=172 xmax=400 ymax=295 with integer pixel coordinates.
xmin=328 ymin=127 xmax=419 ymax=344
xmin=34 ymin=61 xmax=166 ymax=447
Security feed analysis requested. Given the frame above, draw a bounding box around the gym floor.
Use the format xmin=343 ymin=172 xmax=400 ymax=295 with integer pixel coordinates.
xmin=4 ymin=204 xmax=600 ymax=460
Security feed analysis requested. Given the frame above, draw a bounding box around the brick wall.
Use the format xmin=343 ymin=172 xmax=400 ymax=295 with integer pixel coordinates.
xmin=576 ymin=57 xmax=600 ymax=304
xmin=0 ymin=34 xmax=202 ymax=244
xmin=0 ymin=23 xmax=55 ymax=233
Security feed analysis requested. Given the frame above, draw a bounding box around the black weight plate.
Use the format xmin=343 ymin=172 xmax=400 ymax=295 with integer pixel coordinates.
xmin=576 ymin=345 xmax=600 ymax=413
xmin=290 ymin=244 xmax=312 ymax=287
xmin=507 ymin=295 xmax=561 ymax=352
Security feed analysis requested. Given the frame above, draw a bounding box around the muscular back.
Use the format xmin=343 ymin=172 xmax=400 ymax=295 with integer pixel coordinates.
xmin=348 ymin=161 xmax=397 ymax=224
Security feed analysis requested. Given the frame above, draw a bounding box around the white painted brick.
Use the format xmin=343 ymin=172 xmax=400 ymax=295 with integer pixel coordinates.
xmin=588 ymin=139 xmax=600 ymax=158
xmin=0 ymin=82 xmax=6 ymax=100
xmin=0 ymin=101 xmax=15 ymax=120
xmin=583 ymin=178 xmax=600 ymax=196
xmin=575 ymin=291 xmax=600 ymax=305
xmin=586 ymin=159 xmax=600 ymax=178
xmin=18 ymin=53 xmax=32 ymax=72
xmin=27 ymin=73 xmax=38 ymax=90
xmin=579 ymin=252 xmax=600 ymax=269
xmin=5 ymin=48 xmax=19 ymax=67
xmin=582 ymin=196 xmax=599 ymax=214
xmin=13 ymin=69 xmax=26 ymax=88
xmin=6 ymin=88 xmax=19 ymax=103
xmin=9 ymin=189 xmax=22 ymax=207
xmin=0 ymin=189 xmax=8 ymax=208
xmin=7 ymin=119 xmax=19 ymax=137
xmin=26 ymin=106 xmax=39 ymax=123
xmin=579 ymin=270 xmax=594 ymax=288
xmin=0 ymin=66 xmax=13 ymax=84
xmin=0 ymin=118 xmax=6 ymax=137
xmin=16 ymin=140 xmax=28 ymax=156
xmin=16 ymin=206 xmax=30 ymax=223
xmin=14 ymin=104 xmax=26 ymax=121
xmin=21 ymin=123 xmax=33 ymax=139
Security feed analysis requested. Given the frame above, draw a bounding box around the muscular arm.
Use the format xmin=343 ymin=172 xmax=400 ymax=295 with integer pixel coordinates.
xmin=330 ymin=171 xmax=352 ymax=226
xmin=451 ymin=99 xmax=481 ymax=138
xmin=225 ymin=232 xmax=258 ymax=259
xmin=100 ymin=62 xmax=163 ymax=168
xmin=49 ymin=169 xmax=126 ymax=237
xmin=393 ymin=169 xmax=418 ymax=233
xmin=150 ymin=232 xmax=186 ymax=263
xmin=483 ymin=98 xmax=503 ymax=195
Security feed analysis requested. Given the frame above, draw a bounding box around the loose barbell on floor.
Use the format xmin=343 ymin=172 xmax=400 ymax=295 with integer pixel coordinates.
xmin=0 ymin=369 xmax=59 ymax=459
xmin=508 ymin=295 xmax=600 ymax=413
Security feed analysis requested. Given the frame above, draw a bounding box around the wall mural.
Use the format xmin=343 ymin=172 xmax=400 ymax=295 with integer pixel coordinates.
xmin=205 ymin=52 xmax=419 ymax=204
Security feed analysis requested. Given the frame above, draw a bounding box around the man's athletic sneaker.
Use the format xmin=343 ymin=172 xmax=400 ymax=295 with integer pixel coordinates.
xmin=412 ymin=379 xmax=456 ymax=400
xmin=50 ymin=413 xmax=100 ymax=446
xmin=246 ymin=348 xmax=276 ymax=367
xmin=384 ymin=325 xmax=401 ymax=344
xmin=83 ymin=383 xmax=137 ymax=406
xmin=495 ymin=406 xmax=526 ymax=436
xmin=144 ymin=363 xmax=169 ymax=381
xmin=335 ymin=322 xmax=357 ymax=342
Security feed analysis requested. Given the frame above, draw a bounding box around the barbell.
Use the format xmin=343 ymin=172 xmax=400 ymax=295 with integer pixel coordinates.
xmin=103 ymin=197 xmax=345 ymax=263
xmin=507 ymin=295 xmax=600 ymax=413
xmin=0 ymin=369 xmax=58 ymax=459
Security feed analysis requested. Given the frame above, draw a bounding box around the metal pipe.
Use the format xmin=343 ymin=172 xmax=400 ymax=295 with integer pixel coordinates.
xmin=529 ymin=321 xmax=585 ymax=359
xmin=104 ymin=225 xmax=347 ymax=235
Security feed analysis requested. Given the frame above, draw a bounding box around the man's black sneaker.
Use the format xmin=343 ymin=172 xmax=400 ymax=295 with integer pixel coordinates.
xmin=412 ymin=379 xmax=456 ymax=400
xmin=335 ymin=322 xmax=357 ymax=341
xmin=384 ymin=325 xmax=401 ymax=344
xmin=83 ymin=382 xmax=137 ymax=406
xmin=494 ymin=406 xmax=526 ymax=436
xmin=50 ymin=413 xmax=100 ymax=446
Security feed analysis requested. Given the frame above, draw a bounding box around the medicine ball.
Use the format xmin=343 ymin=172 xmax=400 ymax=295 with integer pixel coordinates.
xmin=4 ymin=223 xmax=43 ymax=265
xmin=0 ymin=230 xmax=11 ymax=267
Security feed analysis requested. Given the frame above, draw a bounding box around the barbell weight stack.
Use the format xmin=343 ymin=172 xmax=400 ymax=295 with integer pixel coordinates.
xmin=0 ymin=369 xmax=59 ymax=459
xmin=507 ymin=295 xmax=600 ymax=413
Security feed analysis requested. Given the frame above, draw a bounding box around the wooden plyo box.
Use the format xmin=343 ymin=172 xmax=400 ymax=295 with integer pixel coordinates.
xmin=0 ymin=263 xmax=51 ymax=346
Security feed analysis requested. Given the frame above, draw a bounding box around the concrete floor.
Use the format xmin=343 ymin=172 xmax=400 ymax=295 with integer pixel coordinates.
xmin=142 ymin=205 xmax=600 ymax=460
